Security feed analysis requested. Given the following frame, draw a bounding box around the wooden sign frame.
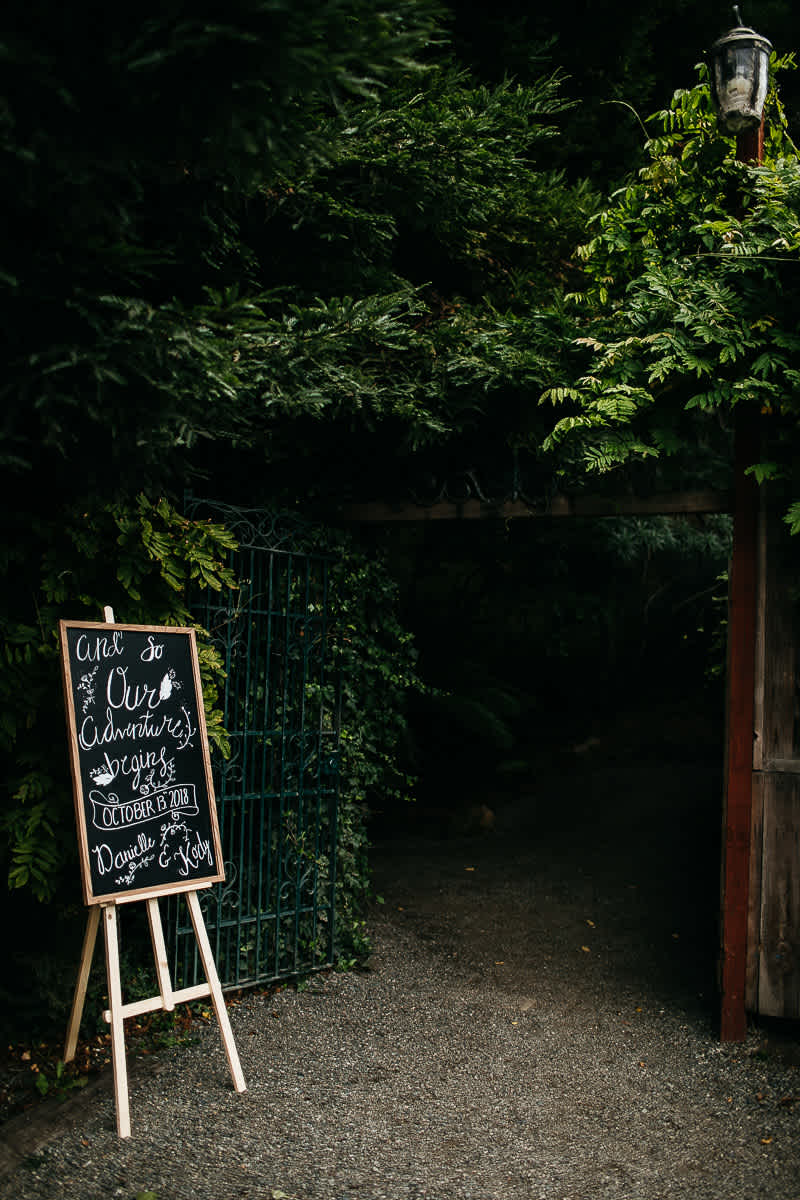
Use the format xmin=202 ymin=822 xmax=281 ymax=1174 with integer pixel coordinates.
xmin=59 ymin=620 xmax=224 ymax=905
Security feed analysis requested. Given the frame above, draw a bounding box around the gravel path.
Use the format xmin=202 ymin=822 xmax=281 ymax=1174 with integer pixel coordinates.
xmin=1 ymin=764 xmax=798 ymax=1199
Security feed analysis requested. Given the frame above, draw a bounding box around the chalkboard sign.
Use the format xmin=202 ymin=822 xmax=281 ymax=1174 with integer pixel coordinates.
xmin=59 ymin=621 xmax=224 ymax=905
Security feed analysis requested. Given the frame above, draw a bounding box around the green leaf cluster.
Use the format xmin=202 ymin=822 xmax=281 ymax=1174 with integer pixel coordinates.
xmin=0 ymin=497 xmax=236 ymax=899
xmin=540 ymin=57 xmax=800 ymax=511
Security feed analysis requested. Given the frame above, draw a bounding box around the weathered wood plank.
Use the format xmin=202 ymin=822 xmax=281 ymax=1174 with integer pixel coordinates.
xmin=762 ymin=759 xmax=800 ymax=774
xmin=755 ymin=772 xmax=800 ymax=1018
xmin=746 ymin=774 xmax=765 ymax=1012
xmin=752 ymin=505 xmax=768 ymax=774
xmin=749 ymin=497 xmax=800 ymax=1020
xmin=754 ymin=501 xmax=797 ymax=767
xmin=341 ymin=490 xmax=732 ymax=522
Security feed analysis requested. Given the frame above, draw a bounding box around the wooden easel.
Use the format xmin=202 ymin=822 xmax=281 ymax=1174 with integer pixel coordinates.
xmin=64 ymin=886 xmax=246 ymax=1138
xmin=63 ymin=606 xmax=246 ymax=1138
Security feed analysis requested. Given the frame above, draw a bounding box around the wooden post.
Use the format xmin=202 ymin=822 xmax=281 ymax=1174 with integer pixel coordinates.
xmin=718 ymin=119 xmax=765 ymax=1042
xmin=720 ymin=416 xmax=759 ymax=1041
xmin=748 ymin=498 xmax=800 ymax=1018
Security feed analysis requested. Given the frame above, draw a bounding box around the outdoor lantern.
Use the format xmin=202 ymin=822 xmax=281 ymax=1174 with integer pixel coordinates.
xmin=709 ymin=7 xmax=772 ymax=134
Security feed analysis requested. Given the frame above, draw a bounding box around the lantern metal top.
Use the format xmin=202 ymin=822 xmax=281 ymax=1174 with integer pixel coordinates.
xmin=710 ymin=8 xmax=772 ymax=58
xmin=709 ymin=8 xmax=772 ymax=134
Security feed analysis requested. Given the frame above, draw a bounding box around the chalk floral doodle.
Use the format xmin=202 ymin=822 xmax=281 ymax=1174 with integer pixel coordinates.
xmin=77 ymin=665 xmax=99 ymax=714
xmin=90 ymin=762 xmax=116 ymax=786
xmin=115 ymin=853 xmax=156 ymax=887
xmin=159 ymin=812 xmax=189 ymax=851
xmin=138 ymin=755 xmax=176 ymax=797
xmin=158 ymin=668 xmax=180 ymax=701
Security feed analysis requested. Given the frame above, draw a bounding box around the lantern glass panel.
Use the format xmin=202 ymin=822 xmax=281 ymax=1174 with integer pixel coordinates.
xmin=710 ymin=24 xmax=772 ymax=135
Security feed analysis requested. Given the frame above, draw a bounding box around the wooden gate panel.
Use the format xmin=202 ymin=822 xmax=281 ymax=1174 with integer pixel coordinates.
xmin=745 ymin=772 xmax=763 ymax=1011
xmin=748 ymin=497 xmax=800 ymax=1019
xmin=751 ymin=772 xmax=800 ymax=1016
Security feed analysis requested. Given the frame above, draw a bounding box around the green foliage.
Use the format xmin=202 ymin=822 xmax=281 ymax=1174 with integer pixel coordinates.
xmin=601 ymin=514 xmax=733 ymax=686
xmin=0 ymin=0 xmax=443 ymax=503
xmin=169 ymin=59 xmax=597 ymax=504
xmin=451 ymin=1 xmax=800 ymax=188
xmin=33 ymin=1058 xmax=88 ymax=1099
xmin=540 ymin=57 xmax=800 ymax=514
xmin=1 ymin=5 xmax=599 ymax=511
xmin=279 ymin=64 xmax=578 ymax=302
xmin=0 ymin=496 xmax=236 ymax=899
xmin=326 ymin=537 xmax=423 ymax=955
xmin=602 ymin=513 xmax=732 ymax=565
xmin=2 ymin=1 xmax=588 ymax=991
xmin=5 ymin=0 xmax=789 ymax=1008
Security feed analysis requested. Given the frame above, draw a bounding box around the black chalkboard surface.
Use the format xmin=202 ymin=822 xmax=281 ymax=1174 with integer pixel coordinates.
xmin=59 ymin=622 xmax=224 ymax=904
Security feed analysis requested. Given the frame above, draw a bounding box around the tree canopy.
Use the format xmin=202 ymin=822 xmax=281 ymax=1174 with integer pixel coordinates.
xmin=3 ymin=1 xmax=798 ymax=511
xmin=3 ymin=0 xmax=800 ymax=920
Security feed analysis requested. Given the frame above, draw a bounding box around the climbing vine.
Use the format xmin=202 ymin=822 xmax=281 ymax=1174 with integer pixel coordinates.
xmin=540 ymin=56 xmax=800 ymax=520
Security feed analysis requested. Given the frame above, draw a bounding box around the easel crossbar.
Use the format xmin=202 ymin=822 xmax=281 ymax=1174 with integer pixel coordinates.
xmin=102 ymin=982 xmax=212 ymax=1024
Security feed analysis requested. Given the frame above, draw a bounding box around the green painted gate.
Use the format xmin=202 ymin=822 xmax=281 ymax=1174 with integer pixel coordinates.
xmin=167 ymin=500 xmax=341 ymax=990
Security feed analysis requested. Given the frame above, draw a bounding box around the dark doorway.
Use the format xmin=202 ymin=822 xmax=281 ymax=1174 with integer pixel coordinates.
xmin=363 ymin=514 xmax=729 ymax=1013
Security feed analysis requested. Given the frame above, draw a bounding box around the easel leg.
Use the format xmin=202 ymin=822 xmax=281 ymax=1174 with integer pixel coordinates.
xmin=64 ymin=905 xmax=101 ymax=1063
xmin=186 ymin=890 xmax=246 ymax=1093
xmin=146 ymin=898 xmax=174 ymax=1012
xmin=103 ymin=904 xmax=131 ymax=1139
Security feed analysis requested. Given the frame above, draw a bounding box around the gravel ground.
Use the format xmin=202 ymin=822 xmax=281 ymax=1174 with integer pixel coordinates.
xmin=1 ymin=763 xmax=798 ymax=1199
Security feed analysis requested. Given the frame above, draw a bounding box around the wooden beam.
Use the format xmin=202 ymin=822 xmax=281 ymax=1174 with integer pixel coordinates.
xmin=341 ymin=490 xmax=732 ymax=522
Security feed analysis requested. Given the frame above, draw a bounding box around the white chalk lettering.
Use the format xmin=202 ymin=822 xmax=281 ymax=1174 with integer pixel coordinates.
xmin=89 ymin=784 xmax=197 ymax=831
xmin=91 ymin=843 xmax=114 ymax=876
xmin=78 ymin=706 xmax=195 ymax=751
xmin=140 ymin=636 xmax=165 ymax=662
xmin=106 ymin=666 xmax=164 ymax=714
xmin=88 ymin=746 xmax=171 ymax=792
xmin=173 ymin=831 xmax=213 ymax=877
xmin=115 ymin=854 xmax=156 ymax=887
xmin=75 ymin=630 xmax=124 ymax=664
xmin=98 ymin=796 xmax=155 ymax=828
xmin=93 ymin=831 xmax=157 ymax=876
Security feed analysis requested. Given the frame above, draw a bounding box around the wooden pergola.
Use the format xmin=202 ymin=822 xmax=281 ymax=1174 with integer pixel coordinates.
xmin=344 ymin=474 xmax=799 ymax=1041
xmin=340 ymin=68 xmax=800 ymax=1045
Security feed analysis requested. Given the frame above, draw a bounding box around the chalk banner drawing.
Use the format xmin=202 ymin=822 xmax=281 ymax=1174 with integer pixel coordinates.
xmin=60 ymin=622 xmax=224 ymax=904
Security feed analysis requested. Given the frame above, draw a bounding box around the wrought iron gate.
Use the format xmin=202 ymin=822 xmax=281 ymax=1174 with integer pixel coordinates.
xmin=168 ymin=500 xmax=341 ymax=990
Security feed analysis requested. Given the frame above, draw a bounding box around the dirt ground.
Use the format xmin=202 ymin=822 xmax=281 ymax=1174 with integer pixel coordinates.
xmin=375 ymin=758 xmax=724 ymax=1022
xmin=1 ymin=758 xmax=798 ymax=1199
